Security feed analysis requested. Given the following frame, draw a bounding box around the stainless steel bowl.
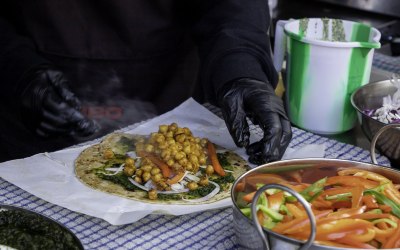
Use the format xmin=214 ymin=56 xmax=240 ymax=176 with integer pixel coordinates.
xmin=231 ymin=158 xmax=400 ymax=250
xmin=351 ymin=80 xmax=400 ymax=166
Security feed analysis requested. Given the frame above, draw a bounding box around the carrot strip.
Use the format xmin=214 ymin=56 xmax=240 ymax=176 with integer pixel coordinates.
xmin=286 ymin=203 xmax=304 ymax=218
xmin=382 ymin=221 xmax=400 ymax=249
xmin=207 ymin=141 xmax=226 ymax=176
xmin=166 ymin=171 xmax=185 ymax=185
xmin=138 ymin=151 xmax=171 ymax=178
xmin=362 ymin=195 xmax=379 ymax=209
xmin=351 ymin=186 xmax=364 ymax=208
xmin=242 ymin=191 xmax=256 ymax=203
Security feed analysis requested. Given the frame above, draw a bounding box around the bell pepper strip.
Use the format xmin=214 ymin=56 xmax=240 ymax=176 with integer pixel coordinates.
xmin=313 ymin=240 xmax=359 ymax=248
xmin=206 ymin=141 xmax=225 ymax=177
xmin=351 ymin=186 xmax=364 ymax=208
xmin=338 ymin=168 xmax=391 ymax=183
xmin=234 ymin=182 xmax=245 ymax=192
xmin=372 ymin=218 xmax=398 ymax=228
xmin=137 ymin=151 xmax=171 ymax=178
xmin=374 ymin=225 xmax=396 ymax=239
xmin=383 ymin=188 xmax=400 ymax=205
xmin=331 ymin=200 xmax=352 ymax=209
xmin=325 ymin=192 xmax=351 ymax=200
xmin=267 ymin=191 xmax=284 ymax=211
xmin=364 ymin=189 xmax=400 ymax=217
xmin=257 ymin=205 xmax=284 ymax=222
xmin=286 ymin=203 xmax=305 ymax=218
xmin=362 ymin=194 xmax=380 ymax=209
xmin=242 ymin=191 xmax=255 ymax=203
xmin=382 ymin=220 xmax=400 ymax=249
xmin=350 ymin=213 xmax=391 ymax=220
xmin=240 ymin=207 xmax=251 ymax=217
xmin=326 ymin=206 xmax=366 ymax=219
xmin=272 ymin=210 xmax=331 ymax=235
xmin=323 ymin=186 xmax=354 ymax=196
xmin=299 ymin=177 xmax=327 ymax=202
xmin=245 ymin=174 xmax=286 ymax=190
xmin=291 ymin=218 xmax=374 ymax=241
xmin=166 ymin=171 xmax=185 ymax=185
xmin=326 ymin=175 xmax=379 ymax=189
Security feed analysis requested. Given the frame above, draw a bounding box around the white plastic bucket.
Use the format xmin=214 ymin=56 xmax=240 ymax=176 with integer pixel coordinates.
xmin=273 ymin=18 xmax=381 ymax=134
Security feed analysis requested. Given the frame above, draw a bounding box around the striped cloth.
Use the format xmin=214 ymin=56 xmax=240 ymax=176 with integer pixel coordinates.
xmin=0 ymin=103 xmax=391 ymax=250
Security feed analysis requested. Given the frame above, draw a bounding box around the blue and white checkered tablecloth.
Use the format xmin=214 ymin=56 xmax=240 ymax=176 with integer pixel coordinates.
xmin=0 ymin=102 xmax=392 ymax=250
xmin=373 ymin=52 xmax=400 ymax=74
xmin=1 ymin=52 xmax=398 ymax=249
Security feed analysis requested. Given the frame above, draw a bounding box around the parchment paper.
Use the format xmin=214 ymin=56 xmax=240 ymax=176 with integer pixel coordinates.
xmin=0 ymin=98 xmax=325 ymax=225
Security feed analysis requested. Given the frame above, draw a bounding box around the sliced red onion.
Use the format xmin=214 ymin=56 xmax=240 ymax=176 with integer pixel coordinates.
xmin=128 ymin=177 xmax=149 ymax=191
xmin=103 ymin=163 xmax=125 ymax=176
xmin=126 ymin=151 xmax=138 ymax=158
xmin=128 ymin=178 xmax=189 ymax=194
xmin=182 ymin=181 xmax=220 ymax=203
xmin=185 ymin=173 xmax=200 ymax=182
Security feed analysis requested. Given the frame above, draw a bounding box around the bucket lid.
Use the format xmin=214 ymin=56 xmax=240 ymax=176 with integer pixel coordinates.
xmin=284 ymin=18 xmax=381 ymax=49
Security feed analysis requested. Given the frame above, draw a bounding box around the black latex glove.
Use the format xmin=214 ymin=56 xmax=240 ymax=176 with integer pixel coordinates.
xmin=19 ymin=65 xmax=99 ymax=137
xmin=217 ymin=78 xmax=292 ymax=165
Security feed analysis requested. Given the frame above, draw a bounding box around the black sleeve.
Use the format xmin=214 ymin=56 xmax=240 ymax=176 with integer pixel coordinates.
xmin=191 ymin=0 xmax=278 ymax=103
xmin=0 ymin=2 xmax=49 ymax=104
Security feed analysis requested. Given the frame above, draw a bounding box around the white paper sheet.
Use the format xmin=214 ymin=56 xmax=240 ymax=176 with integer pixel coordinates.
xmin=0 ymin=98 xmax=325 ymax=225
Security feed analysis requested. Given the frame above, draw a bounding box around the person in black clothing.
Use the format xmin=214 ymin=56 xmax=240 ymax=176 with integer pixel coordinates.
xmin=0 ymin=0 xmax=292 ymax=164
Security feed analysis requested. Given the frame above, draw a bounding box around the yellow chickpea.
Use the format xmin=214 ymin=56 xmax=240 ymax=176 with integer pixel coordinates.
xmin=198 ymin=176 xmax=209 ymax=186
xmin=134 ymin=176 xmax=143 ymax=184
xmin=123 ymin=166 xmax=136 ymax=176
xmin=145 ymin=144 xmax=154 ymax=153
xmin=135 ymin=169 xmax=143 ymax=177
xmin=159 ymin=125 xmax=168 ymax=133
xmin=166 ymin=159 xmax=175 ymax=166
xmin=148 ymin=189 xmax=158 ymax=200
xmin=142 ymin=172 xmax=151 ymax=182
xmin=125 ymin=157 xmax=135 ymax=167
xmin=103 ymin=149 xmax=114 ymax=159
xmin=150 ymin=167 xmax=161 ymax=175
xmin=187 ymin=182 xmax=198 ymax=191
xmin=205 ymin=165 xmax=214 ymax=175
xmin=175 ymin=134 xmax=185 ymax=143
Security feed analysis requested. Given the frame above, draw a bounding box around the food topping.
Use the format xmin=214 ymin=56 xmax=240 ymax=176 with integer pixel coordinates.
xmin=238 ymin=168 xmax=400 ymax=249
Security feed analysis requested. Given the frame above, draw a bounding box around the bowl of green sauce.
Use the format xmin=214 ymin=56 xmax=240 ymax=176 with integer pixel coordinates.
xmin=0 ymin=204 xmax=84 ymax=250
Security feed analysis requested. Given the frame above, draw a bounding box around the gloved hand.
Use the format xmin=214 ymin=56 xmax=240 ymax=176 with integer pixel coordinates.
xmin=217 ymin=78 xmax=292 ymax=165
xmin=19 ymin=65 xmax=99 ymax=137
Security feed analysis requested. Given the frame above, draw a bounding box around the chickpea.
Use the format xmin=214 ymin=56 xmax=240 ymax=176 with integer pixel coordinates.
xmin=178 ymin=158 xmax=188 ymax=167
xmin=200 ymin=138 xmax=208 ymax=147
xmin=103 ymin=149 xmax=114 ymax=159
xmin=166 ymin=137 xmax=175 ymax=145
xmin=145 ymin=144 xmax=154 ymax=153
xmin=169 ymin=123 xmax=178 ymax=132
xmin=183 ymin=145 xmax=191 ymax=155
xmin=125 ymin=157 xmax=135 ymax=167
xmin=189 ymin=154 xmax=199 ymax=164
xmin=183 ymin=127 xmax=191 ymax=135
xmin=152 ymin=173 xmax=163 ymax=183
xmin=161 ymin=149 xmax=171 ymax=160
xmin=174 ymin=152 xmax=185 ymax=160
xmin=198 ymin=176 xmax=209 ymax=186
xmin=158 ymin=142 xmax=168 ymax=149
xmin=150 ymin=167 xmax=161 ymax=175
xmin=187 ymin=182 xmax=198 ymax=191
xmin=175 ymin=134 xmax=185 ymax=143
xmin=123 ymin=166 xmax=136 ymax=176
xmin=166 ymin=131 xmax=174 ymax=138
xmin=186 ymin=162 xmax=193 ymax=172
xmin=159 ymin=125 xmax=168 ymax=133
xmin=135 ymin=169 xmax=143 ymax=177
xmin=205 ymin=165 xmax=214 ymax=175
xmin=141 ymin=164 xmax=153 ymax=173
xmin=142 ymin=172 xmax=151 ymax=182
xmin=166 ymin=159 xmax=175 ymax=166
xmin=134 ymin=176 xmax=143 ymax=184
xmin=148 ymin=189 xmax=158 ymax=200
xmin=199 ymin=156 xmax=206 ymax=165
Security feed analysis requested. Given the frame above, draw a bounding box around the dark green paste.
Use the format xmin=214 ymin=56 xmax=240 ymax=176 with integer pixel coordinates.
xmin=0 ymin=209 xmax=82 ymax=250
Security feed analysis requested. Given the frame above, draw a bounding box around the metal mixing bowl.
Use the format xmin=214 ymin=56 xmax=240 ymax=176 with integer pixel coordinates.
xmin=231 ymin=158 xmax=400 ymax=250
xmin=351 ymin=79 xmax=400 ymax=166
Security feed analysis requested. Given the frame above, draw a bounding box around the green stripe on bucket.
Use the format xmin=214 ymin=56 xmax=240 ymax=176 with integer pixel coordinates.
xmin=350 ymin=23 xmax=371 ymax=42
xmin=344 ymin=47 xmax=371 ymax=130
xmin=286 ymin=38 xmax=310 ymax=127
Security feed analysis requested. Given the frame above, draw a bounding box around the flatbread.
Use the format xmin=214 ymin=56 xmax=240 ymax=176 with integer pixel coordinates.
xmin=75 ymin=129 xmax=249 ymax=205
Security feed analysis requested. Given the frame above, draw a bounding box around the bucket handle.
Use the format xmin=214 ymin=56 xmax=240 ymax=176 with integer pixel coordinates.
xmin=370 ymin=123 xmax=400 ymax=164
xmin=273 ymin=20 xmax=289 ymax=73
xmin=251 ymin=184 xmax=316 ymax=250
